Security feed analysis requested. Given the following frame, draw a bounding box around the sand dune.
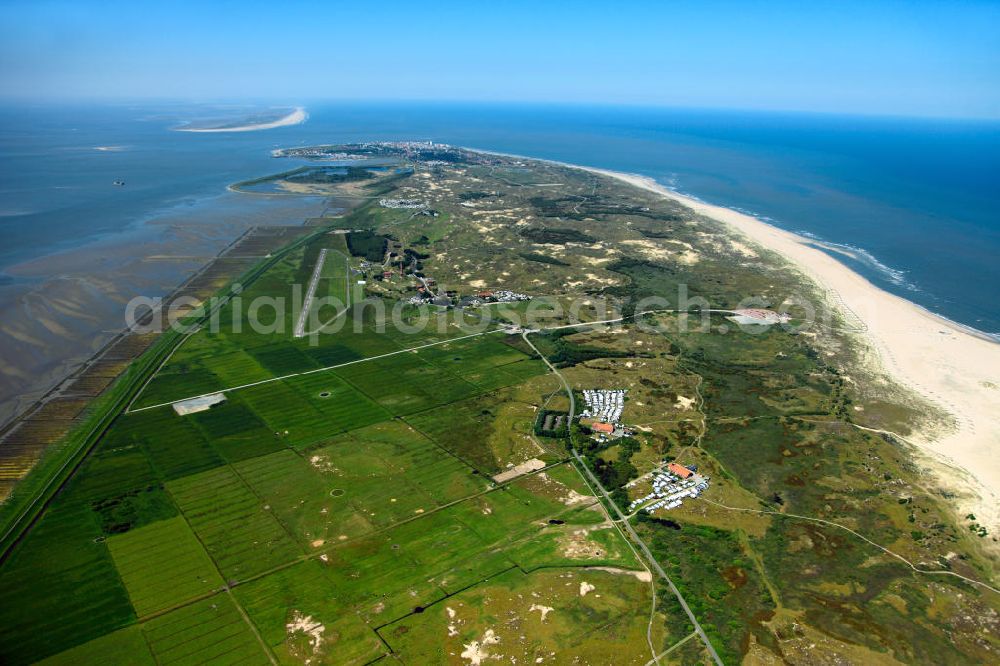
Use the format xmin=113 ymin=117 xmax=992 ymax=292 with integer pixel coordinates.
xmin=586 ymin=167 xmax=1000 ymax=531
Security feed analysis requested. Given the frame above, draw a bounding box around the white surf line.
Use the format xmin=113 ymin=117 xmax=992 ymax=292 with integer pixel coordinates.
xmin=293 ymin=249 xmax=328 ymax=338
xmin=127 ymin=329 xmax=503 ymax=414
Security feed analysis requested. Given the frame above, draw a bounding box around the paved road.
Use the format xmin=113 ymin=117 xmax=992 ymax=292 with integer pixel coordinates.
xmin=294 ymin=248 xmax=328 ymax=338
xmin=574 ymin=449 xmax=724 ymax=666
xmin=129 ymin=328 xmax=502 ymax=414
xmin=521 ymin=326 xmax=722 ymax=664
xmin=133 ymin=308 xmax=704 ymax=412
xmin=298 ymin=248 xmax=353 ymax=338
xmin=520 ymin=331 xmax=575 ymax=421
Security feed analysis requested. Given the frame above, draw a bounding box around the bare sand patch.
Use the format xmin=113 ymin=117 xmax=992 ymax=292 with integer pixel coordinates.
xmin=528 ymin=603 xmax=554 ymax=621
xmin=674 ymin=395 xmax=696 ymax=410
xmin=561 ymin=488 xmax=594 ymax=506
xmin=493 ymin=458 xmax=546 ymax=483
xmin=728 ymin=239 xmax=759 ymax=258
xmin=620 ymin=239 xmax=672 ymax=260
xmin=286 ymin=610 xmax=325 ymax=661
xmin=585 ymin=566 xmax=653 ymax=583
xmin=560 ymin=526 xmax=608 ymax=559
xmin=461 ymin=628 xmax=500 ymax=665
xmin=584 ymin=272 xmax=619 ymax=286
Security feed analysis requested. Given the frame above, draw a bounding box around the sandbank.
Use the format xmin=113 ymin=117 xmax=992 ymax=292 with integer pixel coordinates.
xmin=175 ymin=106 xmax=307 ymax=133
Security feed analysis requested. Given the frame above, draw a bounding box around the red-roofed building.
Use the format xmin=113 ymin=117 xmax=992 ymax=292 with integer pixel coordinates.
xmin=591 ymin=421 xmax=614 ymax=434
xmin=667 ymin=462 xmax=692 ymax=479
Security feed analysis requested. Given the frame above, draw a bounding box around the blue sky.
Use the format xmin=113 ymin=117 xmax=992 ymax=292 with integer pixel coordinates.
xmin=1 ymin=0 xmax=998 ymax=118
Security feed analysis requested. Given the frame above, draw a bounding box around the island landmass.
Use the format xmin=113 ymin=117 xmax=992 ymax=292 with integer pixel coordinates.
xmin=0 ymin=142 xmax=997 ymax=665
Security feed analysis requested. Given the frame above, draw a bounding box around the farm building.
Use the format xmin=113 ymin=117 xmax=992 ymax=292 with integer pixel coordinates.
xmin=667 ymin=462 xmax=693 ymax=479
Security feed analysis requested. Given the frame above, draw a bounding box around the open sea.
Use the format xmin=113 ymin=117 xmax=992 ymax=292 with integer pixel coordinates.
xmin=2 ymin=101 xmax=999 ymax=336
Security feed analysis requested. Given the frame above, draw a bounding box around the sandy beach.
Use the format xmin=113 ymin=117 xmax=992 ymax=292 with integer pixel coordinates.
xmin=175 ymin=106 xmax=307 ymax=133
xmin=585 ymin=167 xmax=1000 ymax=530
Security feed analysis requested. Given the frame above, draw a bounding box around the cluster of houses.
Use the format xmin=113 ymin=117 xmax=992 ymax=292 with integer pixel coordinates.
xmin=379 ymin=198 xmax=426 ymax=209
xmin=579 ymin=389 xmax=632 ymax=441
xmin=399 ymin=280 xmax=533 ymax=310
xmin=629 ymin=462 xmax=710 ymax=514
xmin=275 ymin=140 xmax=443 ymax=161
xmin=460 ymin=289 xmax=531 ymax=307
xmin=270 ymin=147 xmax=363 ymax=160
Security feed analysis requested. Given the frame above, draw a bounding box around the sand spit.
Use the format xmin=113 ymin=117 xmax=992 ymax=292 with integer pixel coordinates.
xmin=175 ymin=106 xmax=307 ymax=133
xmin=584 ymin=166 xmax=1000 ymax=532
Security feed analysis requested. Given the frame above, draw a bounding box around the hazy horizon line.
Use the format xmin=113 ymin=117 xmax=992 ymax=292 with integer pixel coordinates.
xmin=1 ymin=96 xmax=998 ymax=124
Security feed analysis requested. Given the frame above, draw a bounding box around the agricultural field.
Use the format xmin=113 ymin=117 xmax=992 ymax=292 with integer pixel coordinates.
xmin=1 ymin=144 xmax=997 ymax=665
